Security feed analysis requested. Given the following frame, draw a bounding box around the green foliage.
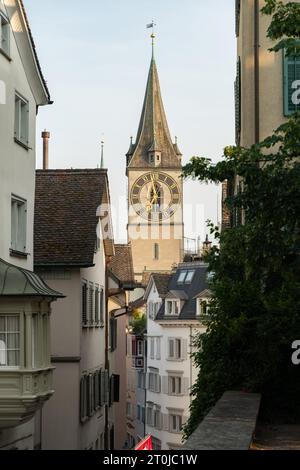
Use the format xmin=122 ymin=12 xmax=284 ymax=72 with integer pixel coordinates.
xmin=130 ymin=314 xmax=146 ymax=336
xmin=183 ymin=115 xmax=300 ymax=438
xmin=261 ymin=1 xmax=300 ymax=56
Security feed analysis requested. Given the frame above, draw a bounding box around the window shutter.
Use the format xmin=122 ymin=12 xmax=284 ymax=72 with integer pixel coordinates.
xmin=283 ymin=50 xmax=300 ymax=116
xmin=113 ymin=374 xmax=120 ymax=402
xmin=156 ymin=338 xmax=161 ymax=360
xmin=145 ymin=373 xmax=150 ymax=390
xmin=181 ymin=339 xmax=188 ymax=360
xmin=235 ymin=0 xmax=241 ymax=37
xmin=100 ymin=288 xmax=104 ymax=326
xmin=162 ymin=413 xmax=169 ymax=432
xmin=162 ymin=376 xmax=169 ymax=395
xmin=82 ymin=283 xmax=88 ymax=326
xmin=80 ymin=377 xmax=85 ymax=421
xmin=104 ymin=370 xmax=109 ymax=405
xmin=157 ymin=374 xmax=161 ymax=393
xmin=101 ymin=369 xmax=106 ymax=405
xmin=183 ymin=377 xmax=190 ymax=396
xmin=235 ymin=57 xmax=241 ymax=146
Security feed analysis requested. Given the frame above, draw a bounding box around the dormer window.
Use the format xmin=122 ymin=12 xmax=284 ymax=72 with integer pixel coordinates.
xmin=166 ymin=300 xmax=180 ymax=316
xmin=197 ymin=299 xmax=211 ymax=317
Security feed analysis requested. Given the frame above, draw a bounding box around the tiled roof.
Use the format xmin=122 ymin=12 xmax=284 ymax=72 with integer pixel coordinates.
xmin=109 ymin=244 xmax=135 ymax=286
xmin=34 ymin=169 xmax=113 ymax=267
xmin=151 ymin=273 xmax=172 ymax=297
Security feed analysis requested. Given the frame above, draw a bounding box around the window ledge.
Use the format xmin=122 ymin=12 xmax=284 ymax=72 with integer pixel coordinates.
xmin=14 ymin=137 xmax=30 ymax=151
xmin=10 ymin=249 xmax=29 ymax=259
xmin=0 ymin=47 xmax=11 ymax=62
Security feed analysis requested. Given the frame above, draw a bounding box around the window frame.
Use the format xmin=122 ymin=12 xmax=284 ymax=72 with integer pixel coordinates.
xmin=0 ymin=313 xmax=21 ymax=369
xmin=166 ymin=300 xmax=180 ymax=316
xmin=14 ymin=92 xmax=29 ymax=148
xmin=0 ymin=10 xmax=10 ymax=58
xmin=11 ymin=195 xmax=27 ymax=255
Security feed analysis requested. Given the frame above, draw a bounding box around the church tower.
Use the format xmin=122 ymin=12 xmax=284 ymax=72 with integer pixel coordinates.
xmin=126 ymin=40 xmax=184 ymax=280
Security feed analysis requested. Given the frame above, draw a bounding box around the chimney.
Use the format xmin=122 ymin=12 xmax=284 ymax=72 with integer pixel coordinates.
xmin=42 ymin=130 xmax=50 ymax=170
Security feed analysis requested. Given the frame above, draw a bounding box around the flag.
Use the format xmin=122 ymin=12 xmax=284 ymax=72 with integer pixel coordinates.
xmin=147 ymin=22 xmax=155 ymax=29
xmin=135 ymin=435 xmax=153 ymax=451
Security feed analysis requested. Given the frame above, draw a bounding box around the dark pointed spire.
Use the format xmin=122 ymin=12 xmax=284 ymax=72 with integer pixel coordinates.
xmin=127 ymin=48 xmax=181 ymax=168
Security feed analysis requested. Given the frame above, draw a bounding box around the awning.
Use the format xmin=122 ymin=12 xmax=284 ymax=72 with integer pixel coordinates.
xmin=0 ymin=258 xmax=64 ymax=298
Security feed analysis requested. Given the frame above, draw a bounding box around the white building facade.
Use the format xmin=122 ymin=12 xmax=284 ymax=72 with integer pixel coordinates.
xmin=0 ymin=0 xmax=62 ymax=450
xmin=144 ymin=265 xmax=210 ymax=450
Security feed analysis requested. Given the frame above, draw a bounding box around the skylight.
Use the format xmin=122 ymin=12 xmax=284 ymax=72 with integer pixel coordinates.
xmin=177 ymin=269 xmax=195 ymax=284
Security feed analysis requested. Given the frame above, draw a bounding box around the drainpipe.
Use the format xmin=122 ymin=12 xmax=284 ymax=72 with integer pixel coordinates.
xmin=254 ymin=0 xmax=260 ymax=144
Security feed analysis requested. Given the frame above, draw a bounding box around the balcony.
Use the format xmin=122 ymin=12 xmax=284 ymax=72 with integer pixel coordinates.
xmin=0 ymin=366 xmax=54 ymax=428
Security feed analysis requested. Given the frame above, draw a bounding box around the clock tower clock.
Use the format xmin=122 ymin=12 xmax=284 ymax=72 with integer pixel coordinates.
xmin=126 ymin=45 xmax=184 ymax=280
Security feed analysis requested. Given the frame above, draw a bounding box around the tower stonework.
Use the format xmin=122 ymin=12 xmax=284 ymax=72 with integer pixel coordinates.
xmin=127 ymin=52 xmax=184 ymax=280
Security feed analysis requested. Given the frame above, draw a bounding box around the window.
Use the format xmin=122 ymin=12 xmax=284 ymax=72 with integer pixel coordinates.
xmin=0 ymin=315 xmax=20 ymax=367
xmin=185 ymin=270 xmax=195 ymax=284
xmin=148 ymin=301 xmax=154 ymax=320
xmin=169 ymin=376 xmax=182 ymax=396
xmin=177 ymin=271 xmax=187 ymax=284
xmin=137 ymin=339 xmax=143 ymax=357
xmin=146 ymin=405 xmax=153 ymax=426
xmin=148 ymin=370 xmax=160 ymax=393
xmin=153 ymin=407 xmax=161 ymax=430
xmin=80 ymin=369 xmax=108 ymax=423
xmin=89 ymin=283 xmax=94 ymax=324
xmin=15 ymin=93 xmax=29 ymax=146
xmin=200 ymin=300 xmax=210 ymax=316
xmin=137 ymin=371 xmax=145 ymax=390
xmin=0 ymin=11 xmax=10 ymax=56
xmin=110 ymin=318 xmax=117 ymax=352
xmin=168 ymin=338 xmax=182 ymax=361
xmin=142 ymin=407 xmax=145 ymax=424
xmin=126 ymin=402 xmax=132 ymax=418
xmin=11 ymin=196 xmax=27 ymax=253
xmin=283 ymin=49 xmax=300 ymax=116
xmin=166 ymin=300 xmax=179 ymax=316
xmin=95 ymin=286 xmax=100 ymax=324
xmin=100 ymin=288 xmax=104 ymax=326
xmin=153 ymin=243 xmax=159 ymax=260
xmin=155 ymin=302 xmax=161 ymax=315
xmin=149 ymin=338 xmax=155 ymax=359
xmin=177 ymin=270 xmax=195 ymax=284
xmin=169 ymin=414 xmax=183 ymax=434
xmin=82 ymin=282 xmax=88 ymax=326
xmin=152 ymin=437 xmax=162 ymax=451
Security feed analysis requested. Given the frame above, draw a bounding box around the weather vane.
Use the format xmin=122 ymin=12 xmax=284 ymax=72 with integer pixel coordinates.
xmin=147 ymin=21 xmax=156 ymax=55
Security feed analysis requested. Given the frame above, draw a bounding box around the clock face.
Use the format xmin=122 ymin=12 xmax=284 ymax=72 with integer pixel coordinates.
xmin=130 ymin=172 xmax=181 ymax=221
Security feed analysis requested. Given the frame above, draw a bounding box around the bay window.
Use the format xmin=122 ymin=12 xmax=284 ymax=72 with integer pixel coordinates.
xmin=0 ymin=315 xmax=20 ymax=367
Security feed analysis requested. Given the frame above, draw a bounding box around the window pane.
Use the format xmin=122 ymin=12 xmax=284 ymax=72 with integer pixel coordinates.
xmin=7 ymin=350 xmax=19 ymax=366
xmin=177 ymin=271 xmax=187 ymax=283
xmin=7 ymin=333 xmax=19 ymax=349
xmin=7 ymin=316 xmax=19 ymax=332
xmin=169 ymin=340 xmax=174 ymax=358
xmin=185 ymin=270 xmax=195 ymax=283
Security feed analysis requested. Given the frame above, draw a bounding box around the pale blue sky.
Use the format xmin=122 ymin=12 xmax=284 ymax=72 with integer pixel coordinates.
xmin=26 ymin=0 xmax=236 ymax=243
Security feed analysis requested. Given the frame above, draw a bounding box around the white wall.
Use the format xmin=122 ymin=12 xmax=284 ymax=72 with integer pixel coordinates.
xmin=0 ymin=1 xmax=37 ymax=270
xmin=145 ymin=281 xmax=205 ymax=450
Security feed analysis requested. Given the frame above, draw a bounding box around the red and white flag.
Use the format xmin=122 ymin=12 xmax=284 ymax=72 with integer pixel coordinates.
xmin=135 ymin=435 xmax=153 ymax=451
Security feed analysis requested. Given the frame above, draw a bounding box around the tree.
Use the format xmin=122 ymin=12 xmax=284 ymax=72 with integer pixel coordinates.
xmin=183 ymin=1 xmax=300 ymax=438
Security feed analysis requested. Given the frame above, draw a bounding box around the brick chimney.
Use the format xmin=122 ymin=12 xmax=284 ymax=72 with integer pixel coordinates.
xmin=42 ymin=130 xmax=50 ymax=170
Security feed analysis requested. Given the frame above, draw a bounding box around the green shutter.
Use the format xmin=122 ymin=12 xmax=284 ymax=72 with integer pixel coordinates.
xmin=283 ymin=50 xmax=300 ymax=116
xmin=235 ymin=0 xmax=241 ymax=37
xmin=235 ymin=57 xmax=241 ymax=145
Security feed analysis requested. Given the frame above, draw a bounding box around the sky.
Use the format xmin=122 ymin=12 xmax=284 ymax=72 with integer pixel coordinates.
xmin=25 ymin=0 xmax=236 ymax=245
